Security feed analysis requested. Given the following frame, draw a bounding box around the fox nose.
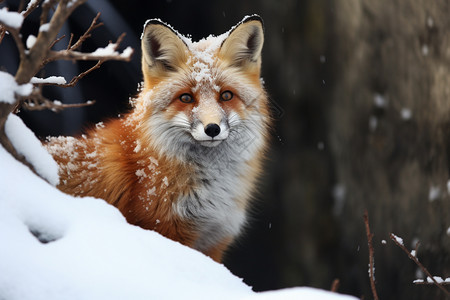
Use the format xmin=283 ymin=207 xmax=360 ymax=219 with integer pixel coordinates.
xmin=204 ymin=123 xmax=221 ymax=138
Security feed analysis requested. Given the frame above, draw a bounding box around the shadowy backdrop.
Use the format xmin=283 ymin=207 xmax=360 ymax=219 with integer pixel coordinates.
xmin=1 ymin=1 xmax=449 ymax=299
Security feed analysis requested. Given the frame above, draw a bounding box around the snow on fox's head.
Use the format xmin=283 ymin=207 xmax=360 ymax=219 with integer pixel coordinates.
xmin=137 ymin=16 xmax=269 ymax=158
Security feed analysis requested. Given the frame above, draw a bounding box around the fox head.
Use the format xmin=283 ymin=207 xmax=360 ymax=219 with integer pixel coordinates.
xmin=136 ymin=15 xmax=269 ymax=160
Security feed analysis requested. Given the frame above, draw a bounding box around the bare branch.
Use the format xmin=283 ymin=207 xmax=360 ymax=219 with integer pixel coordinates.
xmin=364 ymin=210 xmax=379 ymax=300
xmin=34 ymin=60 xmax=103 ymax=88
xmin=16 ymin=0 xmax=88 ymax=85
xmin=19 ymin=88 xmax=95 ymax=112
xmin=63 ymin=60 xmax=103 ymax=87
xmin=49 ymin=34 xmax=66 ymax=49
xmin=390 ymin=233 xmax=450 ymax=296
xmin=68 ymin=12 xmax=103 ymax=51
xmin=0 ymin=26 xmax=6 ymax=44
xmin=23 ymin=99 xmax=95 ymax=112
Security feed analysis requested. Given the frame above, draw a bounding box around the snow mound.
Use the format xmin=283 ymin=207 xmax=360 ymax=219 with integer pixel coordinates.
xmin=0 ymin=122 xmax=356 ymax=300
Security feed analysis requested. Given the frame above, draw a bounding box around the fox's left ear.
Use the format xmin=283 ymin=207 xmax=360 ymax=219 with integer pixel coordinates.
xmin=219 ymin=15 xmax=264 ymax=70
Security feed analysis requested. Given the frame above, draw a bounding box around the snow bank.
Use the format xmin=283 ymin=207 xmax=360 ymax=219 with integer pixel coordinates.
xmin=0 ymin=144 xmax=251 ymax=300
xmin=0 ymin=123 xmax=356 ymax=300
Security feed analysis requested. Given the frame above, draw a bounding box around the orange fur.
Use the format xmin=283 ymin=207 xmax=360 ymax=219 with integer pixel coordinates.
xmin=48 ymin=117 xmax=200 ymax=247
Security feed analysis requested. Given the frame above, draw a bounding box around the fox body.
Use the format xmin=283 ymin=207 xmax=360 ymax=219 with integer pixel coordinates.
xmin=46 ymin=15 xmax=270 ymax=262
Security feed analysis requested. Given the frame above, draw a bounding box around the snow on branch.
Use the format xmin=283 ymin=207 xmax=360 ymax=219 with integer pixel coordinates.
xmin=389 ymin=233 xmax=450 ymax=297
xmin=0 ymin=0 xmax=134 ymax=106
xmin=0 ymin=0 xmax=134 ymax=180
xmin=0 ymin=7 xmax=24 ymax=29
xmin=0 ymin=71 xmax=33 ymax=105
xmin=413 ymin=277 xmax=450 ymax=285
xmin=45 ymin=32 xmax=133 ymax=63
xmin=18 ymin=87 xmax=95 ymax=112
xmin=30 ymin=76 xmax=67 ymax=85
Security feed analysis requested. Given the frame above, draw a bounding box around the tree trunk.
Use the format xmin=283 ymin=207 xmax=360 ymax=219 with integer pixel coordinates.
xmin=328 ymin=1 xmax=450 ymax=298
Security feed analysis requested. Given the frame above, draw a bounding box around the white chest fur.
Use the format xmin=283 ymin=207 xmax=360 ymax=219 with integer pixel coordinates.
xmin=173 ymin=144 xmax=250 ymax=252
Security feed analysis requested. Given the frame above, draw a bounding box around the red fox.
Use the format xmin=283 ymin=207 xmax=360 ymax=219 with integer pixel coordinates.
xmin=45 ymin=15 xmax=270 ymax=262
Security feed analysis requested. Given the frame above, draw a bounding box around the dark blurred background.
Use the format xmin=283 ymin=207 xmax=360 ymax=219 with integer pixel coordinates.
xmin=1 ymin=1 xmax=449 ymax=299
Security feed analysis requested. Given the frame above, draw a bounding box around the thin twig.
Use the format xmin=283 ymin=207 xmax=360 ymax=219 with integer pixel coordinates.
xmin=49 ymin=34 xmax=66 ymax=50
xmin=364 ymin=210 xmax=379 ymax=300
xmin=390 ymin=233 xmax=450 ymax=297
xmin=330 ymin=279 xmax=340 ymax=293
xmin=67 ymin=33 xmax=74 ymax=50
xmin=63 ymin=60 xmax=103 ymax=87
xmin=112 ymin=32 xmax=126 ymax=50
xmin=21 ymin=0 xmax=43 ymax=18
xmin=68 ymin=12 xmax=103 ymax=51
xmin=34 ymin=60 xmax=103 ymax=88
xmin=19 ymin=89 xmax=95 ymax=112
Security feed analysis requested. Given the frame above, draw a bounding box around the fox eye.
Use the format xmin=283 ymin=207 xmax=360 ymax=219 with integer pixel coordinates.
xmin=179 ymin=93 xmax=194 ymax=103
xmin=220 ymin=91 xmax=233 ymax=101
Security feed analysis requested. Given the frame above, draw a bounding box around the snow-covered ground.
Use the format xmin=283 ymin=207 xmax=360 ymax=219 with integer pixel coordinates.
xmin=0 ymin=114 xmax=357 ymax=300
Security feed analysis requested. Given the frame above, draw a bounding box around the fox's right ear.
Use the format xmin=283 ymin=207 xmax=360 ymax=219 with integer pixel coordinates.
xmin=141 ymin=19 xmax=188 ymax=79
